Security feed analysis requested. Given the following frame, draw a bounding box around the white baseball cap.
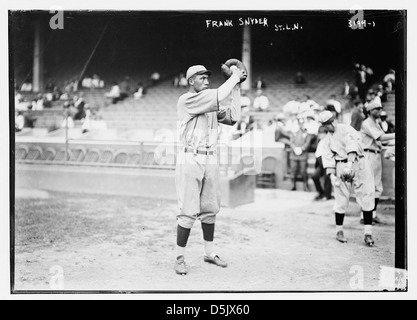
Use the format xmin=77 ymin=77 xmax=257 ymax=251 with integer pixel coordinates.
xmin=366 ymin=96 xmax=383 ymax=111
xmin=185 ymin=65 xmax=212 ymax=81
xmin=318 ymin=110 xmax=335 ymax=124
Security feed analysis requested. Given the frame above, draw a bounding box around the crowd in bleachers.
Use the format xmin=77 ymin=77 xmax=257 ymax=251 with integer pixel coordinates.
xmin=14 ymin=74 xmax=109 ymax=133
xmin=223 ymin=63 xmax=396 ymax=197
xmin=15 ymin=63 xmax=396 ymax=198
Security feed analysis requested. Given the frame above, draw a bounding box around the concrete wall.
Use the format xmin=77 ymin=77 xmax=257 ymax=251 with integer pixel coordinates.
xmin=15 ymin=164 xmax=256 ymax=208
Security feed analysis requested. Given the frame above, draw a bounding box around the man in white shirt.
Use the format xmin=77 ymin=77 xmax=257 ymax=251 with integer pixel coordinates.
xmin=253 ymin=89 xmax=270 ymax=112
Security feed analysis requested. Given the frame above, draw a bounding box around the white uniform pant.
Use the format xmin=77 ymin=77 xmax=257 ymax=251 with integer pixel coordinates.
xmin=175 ymin=151 xmax=221 ymax=229
xmin=333 ymin=157 xmax=375 ymax=213
xmin=364 ymin=151 xmax=383 ymax=198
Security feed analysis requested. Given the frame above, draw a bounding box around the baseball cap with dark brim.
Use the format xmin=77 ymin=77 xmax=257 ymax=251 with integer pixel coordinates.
xmin=186 ymin=65 xmax=212 ymax=81
xmin=318 ymin=110 xmax=336 ymax=125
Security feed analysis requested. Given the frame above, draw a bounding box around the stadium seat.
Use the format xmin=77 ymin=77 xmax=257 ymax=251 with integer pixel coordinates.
xmin=126 ymin=152 xmax=142 ymax=165
xmin=43 ymin=147 xmax=57 ymax=161
xmin=54 ymin=149 xmax=72 ymax=162
xmin=83 ymin=149 xmax=101 ymax=163
xmin=142 ymin=152 xmax=157 ymax=166
xmin=99 ymin=150 xmax=114 ymax=164
xmin=15 ymin=145 xmax=29 ymax=161
xmin=25 ymin=146 xmax=43 ymax=161
xmin=69 ymin=147 xmax=86 ymax=162
xmin=113 ymin=151 xmax=128 ymax=164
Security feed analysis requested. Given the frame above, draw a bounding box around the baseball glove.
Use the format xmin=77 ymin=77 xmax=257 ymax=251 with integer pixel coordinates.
xmin=340 ymin=168 xmax=355 ymax=183
xmin=221 ymin=58 xmax=248 ymax=83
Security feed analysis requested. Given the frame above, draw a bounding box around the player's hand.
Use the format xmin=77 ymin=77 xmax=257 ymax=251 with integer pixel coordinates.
xmin=293 ymin=147 xmax=303 ymax=156
xmin=230 ymin=65 xmax=246 ymax=81
xmin=330 ymin=174 xmax=340 ymax=187
xmin=340 ymin=167 xmax=355 ymax=183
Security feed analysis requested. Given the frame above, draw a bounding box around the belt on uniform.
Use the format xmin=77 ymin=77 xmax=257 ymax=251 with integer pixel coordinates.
xmin=364 ymin=149 xmax=381 ymax=154
xmin=335 ymin=159 xmax=348 ymax=163
xmin=335 ymin=155 xmax=365 ymax=163
xmin=184 ymin=147 xmax=215 ymax=155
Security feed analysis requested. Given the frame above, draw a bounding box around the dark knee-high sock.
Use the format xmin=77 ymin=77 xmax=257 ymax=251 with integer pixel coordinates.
xmin=202 ymin=223 xmax=215 ymax=257
xmin=176 ymin=225 xmax=191 ymax=258
xmin=363 ymin=210 xmax=373 ymax=235
xmin=201 ymin=223 xmax=215 ymax=242
xmin=335 ymin=212 xmax=345 ymax=232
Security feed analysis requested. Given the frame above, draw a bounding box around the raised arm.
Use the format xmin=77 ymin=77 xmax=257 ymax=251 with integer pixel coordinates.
xmin=217 ymin=85 xmax=241 ymax=126
xmin=218 ymin=67 xmax=245 ymax=101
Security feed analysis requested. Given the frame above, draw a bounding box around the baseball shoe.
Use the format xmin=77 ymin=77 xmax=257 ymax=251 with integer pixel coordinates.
xmin=314 ymin=194 xmax=324 ymax=201
xmin=364 ymin=234 xmax=375 ymax=247
xmin=336 ymin=231 xmax=348 ymax=243
xmin=174 ymin=256 xmax=188 ymax=275
xmin=372 ymin=216 xmax=383 ymax=224
xmin=204 ymin=255 xmax=228 ymax=268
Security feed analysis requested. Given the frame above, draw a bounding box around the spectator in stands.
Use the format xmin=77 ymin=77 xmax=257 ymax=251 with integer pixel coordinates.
xmin=342 ymin=81 xmax=350 ymax=98
xmin=64 ymin=78 xmax=78 ymax=94
xmin=15 ymin=110 xmax=24 ymax=132
xmin=150 ymin=72 xmax=161 ymax=85
xmin=23 ymin=105 xmax=37 ymax=128
xmin=350 ymin=100 xmax=365 ymax=131
xmin=61 ymin=108 xmax=75 ymax=129
xmin=254 ymin=76 xmax=267 ymax=90
xmin=274 ymin=113 xmax=291 ymax=145
xmin=52 ymin=86 xmax=62 ymax=101
xmin=289 ymin=117 xmax=312 ymax=191
xmin=312 ymin=126 xmax=332 ymax=201
xmin=73 ymin=94 xmax=87 ymax=120
xmin=284 ymin=110 xmax=301 ymax=134
xmin=134 ymin=82 xmax=145 ymax=100
xmin=299 ymin=95 xmax=319 ymax=114
xmin=21 ymin=80 xmax=33 ymax=92
xmin=173 ymin=75 xmax=180 ymax=87
xmin=294 ymin=72 xmax=307 ymax=85
xmin=45 ymin=80 xmax=55 ymax=91
xmin=178 ymin=73 xmax=188 ymax=87
xmin=15 ymin=93 xmax=30 ymax=111
xmin=105 ymin=81 xmax=121 ymax=104
xmin=253 ymin=89 xmax=270 ymax=112
xmin=383 ymin=69 xmax=395 ymax=92
xmin=380 ymin=111 xmax=395 ymax=133
xmin=283 ymin=96 xmax=301 ymax=115
xmin=325 ymin=94 xmax=342 ymax=115
xmin=354 ymin=63 xmax=365 ymax=100
xmin=91 ymin=74 xmax=104 ymax=88
xmin=33 ymin=93 xmax=45 ymax=111
xmin=119 ymin=76 xmax=132 ymax=100
xmin=82 ymin=75 xmax=93 ymax=89
xmin=376 ymin=84 xmax=388 ymax=103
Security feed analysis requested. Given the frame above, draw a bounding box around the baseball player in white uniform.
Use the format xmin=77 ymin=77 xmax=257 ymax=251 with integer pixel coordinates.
xmin=318 ymin=111 xmax=377 ymax=246
xmin=360 ymin=97 xmax=395 ymax=223
xmin=174 ymin=64 xmax=246 ymax=275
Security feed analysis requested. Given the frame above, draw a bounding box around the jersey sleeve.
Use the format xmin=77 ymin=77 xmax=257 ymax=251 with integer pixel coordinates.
xmin=320 ymin=135 xmax=336 ymax=169
xmin=183 ymin=89 xmax=219 ymax=116
xmin=361 ymin=119 xmax=384 ymax=141
xmin=217 ymin=86 xmax=241 ymax=126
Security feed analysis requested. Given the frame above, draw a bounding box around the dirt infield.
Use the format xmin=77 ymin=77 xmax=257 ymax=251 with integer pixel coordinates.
xmin=13 ymin=188 xmax=395 ymax=292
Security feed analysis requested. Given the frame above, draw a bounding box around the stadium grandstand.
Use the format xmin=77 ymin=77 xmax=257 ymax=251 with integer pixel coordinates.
xmin=12 ymin=11 xmax=401 ymax=204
